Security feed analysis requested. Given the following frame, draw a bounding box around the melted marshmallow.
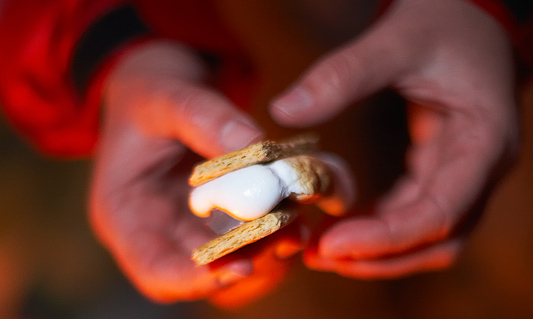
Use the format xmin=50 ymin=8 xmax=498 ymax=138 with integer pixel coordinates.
xmin=189 ymin=159 xmax=304 ymax=221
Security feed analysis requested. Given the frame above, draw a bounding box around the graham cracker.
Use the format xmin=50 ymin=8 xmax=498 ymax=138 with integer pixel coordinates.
xmin=192 ymin=209 xmax=297 ymax=266
xmin=188 ymin=134 xmax=319 ymax=187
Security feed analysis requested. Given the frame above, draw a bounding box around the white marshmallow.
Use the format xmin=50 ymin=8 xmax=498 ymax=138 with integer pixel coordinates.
xmin=189 ymin=159 xmax=305 ymax=221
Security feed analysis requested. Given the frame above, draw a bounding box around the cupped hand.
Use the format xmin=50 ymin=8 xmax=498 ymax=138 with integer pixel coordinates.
xmin=271 ymin=0 xmax=520 ymax=278
xmin=89 ymin=41 xmax=303 ymax=306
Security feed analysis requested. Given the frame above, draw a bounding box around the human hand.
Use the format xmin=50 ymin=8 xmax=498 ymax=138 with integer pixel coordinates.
xmin=89 ymin=41 xmax=305 ymax=307
xmin=270 ymin=0 xmax=520 ymax=278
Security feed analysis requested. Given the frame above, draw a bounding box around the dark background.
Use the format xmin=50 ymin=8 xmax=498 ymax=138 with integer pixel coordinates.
xmin=1 ymin=1 xmax=532 ymax=318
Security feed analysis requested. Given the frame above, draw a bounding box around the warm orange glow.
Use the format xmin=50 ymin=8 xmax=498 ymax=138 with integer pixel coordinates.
xmin=407 ymin=102 xmax=444 ymax=144
xmin=209 ymin=245 xmax=290 ymax=310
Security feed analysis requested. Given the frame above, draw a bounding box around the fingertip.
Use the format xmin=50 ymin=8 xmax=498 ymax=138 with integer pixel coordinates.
xmin=317 ymin=228 xmax=347 ymax=259
xmin=302 ymin=247 xmax=338 ymax=272
xmin=302 ymin=245 xmax=318 ymax=264
xmin=270 ymin=87 xmax=314 ymax=126
xmin=274 ymin=224 xmax=309 ymax=260
xmin=151 ymin=82 xmax=265 ymax=158
xmin=302 ymin=246 xmax=319 ymax=268
xmin=272 ymin=222 xmax=310 ymax=259
xmin=318 ymin=218 xmax=391 ymax=259
xmin=220 ymin=119 xmax=265 ymax=153
xmin=215 ymin=258 xmax=254 ymax=286
xmin=217 ymin=271 xmax=248 ymax=287
xmin=274 ymin=241 xmax=303 ymax=260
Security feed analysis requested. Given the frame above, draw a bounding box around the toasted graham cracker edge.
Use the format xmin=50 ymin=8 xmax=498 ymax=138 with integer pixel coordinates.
xmin=283 ymin=155 xmax=331 ymax=201
xmin=188 ymin=134 xmax=319 ymax=187
xmin=192 ymin=209 xmax=297 ymax=266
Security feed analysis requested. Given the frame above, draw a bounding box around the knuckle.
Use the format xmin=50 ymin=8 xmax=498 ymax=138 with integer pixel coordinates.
xmin=146 ymin=83 xmax=221 ymax=136
xmin=318 ymin=58 xmax=346 ymax=91
xmin=171 ymin=88 xmax=209 ymax=124
xmin=311 ymin=51 xmax=360 ymax=96
xmin=173 ymin=89 xmax=231 ymax=133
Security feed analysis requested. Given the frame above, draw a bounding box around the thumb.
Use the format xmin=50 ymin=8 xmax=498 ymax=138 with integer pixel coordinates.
xmin=140 ymin=80 xmax=264 ymax=158
xmin=270 ymin=7 xmax=416 ymax=127
xmin=106 ymin=41 xmax=264 ymax=159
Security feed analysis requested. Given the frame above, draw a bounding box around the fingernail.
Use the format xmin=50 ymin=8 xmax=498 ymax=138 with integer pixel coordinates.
xmin=218 ymin=271 xmax=248 ymax=286
xmin=272 ymin=87 xmax=313 ymax=117
xmin=217 ymin=261 xmax=253 ymax=286
xmin=275 ymin=242 xmax=303 ymax=260
xmin=275 ymin=224 xmax=310 ymax=259
xmin=220 ymin=120 xmax=264 ymax=152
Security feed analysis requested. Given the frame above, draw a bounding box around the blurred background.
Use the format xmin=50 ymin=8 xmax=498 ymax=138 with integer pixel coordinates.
xmin=1 ymin=1 xmax=533 ymax=318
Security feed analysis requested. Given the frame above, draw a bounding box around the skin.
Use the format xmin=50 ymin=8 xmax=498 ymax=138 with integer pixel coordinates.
xmin=89 ymin=0 xmax=520 ymax=307
xmin=90 ymin=41 xmax=307 ymax=307
xmin=271 ymin=0 xmax=520 ymax=278
xmin=90 ymin=41 xmax=353 ymax=307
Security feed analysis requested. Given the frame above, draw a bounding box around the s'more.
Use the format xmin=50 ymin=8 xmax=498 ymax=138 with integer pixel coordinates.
xmin=188 ymin=134 xmax=332 ymax=265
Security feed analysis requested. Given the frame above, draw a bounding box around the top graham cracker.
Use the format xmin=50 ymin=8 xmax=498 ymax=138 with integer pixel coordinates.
xmin=188 ymin=134 xmax=319 ymax=187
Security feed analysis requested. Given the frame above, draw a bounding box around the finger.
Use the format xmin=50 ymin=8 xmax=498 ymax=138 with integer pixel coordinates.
xmin=137 ymin=80 xmax=264 ymax=158
xmin=274 ymin=220 xmax=310 ymax=259
xmin=107 ymin=228 xmax=252 ymax=303
xmin=305 ymin=238 xmax=463 ymax=279
xmin=209 ymin=257 xmax=256 ymax=287
xmin=319 ymin=113 xmax=505 ymax=260
xmin=90 ymin=198 xmax=255 ymax=303
xmin=209 ymin=257 xmax=289 ymax=310
xmin=106 ymin=42 xmax=264 ymax=159
xmin=209 ymin=264 xmax=289 ymax=310
xmin=270 ymin=11 xmax=416 ymax=126
xmin=208 ymin=223 xmax=304 ymax=309
xmin=130 ymin=228 xmax=255 ymax=302
xmin=314 ymin=153 xmax=357 ymax=216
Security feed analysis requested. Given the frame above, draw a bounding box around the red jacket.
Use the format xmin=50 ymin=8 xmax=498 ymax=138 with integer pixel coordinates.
xmin=0 ymin=0 xmax=254 ymax=157
xmin=0 ymin=0 xmax=530 ymax=157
